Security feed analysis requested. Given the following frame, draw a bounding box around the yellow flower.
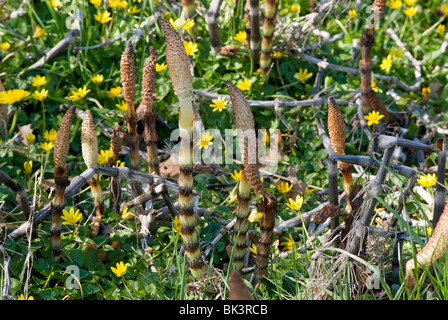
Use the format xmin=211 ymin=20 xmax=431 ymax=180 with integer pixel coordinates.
xmin=34 ymin=26 xmax=46 ymax=38
xmin=295 ymin=68 xmax=313 ymax=83
xmin=32 ymin=88 xmax=48 ymax=101
xmin=404 ymin=6 xmax=418 ymax=17
xmin=50 ymin=0 xmax=62 ymax=8
xmin=290 ymin=4 xmax=300 ymax=14
xmin=156 ymin=63 xmax=167 ymax=72
xmin=375 ymin=207 xmax=385 ymax=214
xmin=107 ymin=86 xmax=122 ymax=98
xmin=92 ymin=74 xmax=104 ymax=84
xmin=94 ymin=10 xmax=113 ymax=24
xmin=116 ymin=160 xmax=126 ymax=167
xmin=427 ymin=226 xmax=433 ymax=235
xmin=116 ymin=100 xmax=127 ymax=112
xmin=441 ymin=4 xmax=448 ymax=15
xmin=24 ymin=160 xmax=33 ymax=174
xmin=18 ymin=294 xmax=34 ymax=300
xmin=229 ymin=190 xmax=238 ymax=204
xmin=182 ymin=18 xmax=195 ymax=31
xmin=280 ymin=234 xmax=295 ymax=252
xmin=98 ymin=148 xmax=113 ymax=165
xmin=111 ymin=261 xmax=128 ymax=277
xmin=197 ymin=131 xmax=214 ymax=149
xmin=0 ymin=42 xmax=10 ymax=51
xmin=371 ymin=80 xmax=379 ymax=92
xmin=262 ymin=130 xmax=269 ymax=145
xmin=210 ymin=96 xmax=228 ymax=112
xmin=110 ymin=0 xmax=128 ymax=9
xmin=249 ymin=243 xmax=257 ymax=255
xmin=68 ymin=85 xmax=91 ymax=101
xmin=230 ymin=170 xmax=241 ymax=181
xmin=25 ymin=133 xmax=36 ymax=145
xmin=422 ymin=87 xmax=430 ymax=97
xmin=236 ymin=78 xmax=252 ymax=91
xmin=437 ymin=24 xmax=446 ymax=36
xmin=40 ymin=142 xmax=54 ymax=152
xmin=122 ymin=206 xmax=134 ymax=219
xmin=61 ymin=207 xmax=83 ymax=225
xmin=128 ymin=5 xmax=141 ymax=14
xmin=272 ymin=50 xmax=286 ymax=59
xmin=0 ymin=89 xmax=31 ymax=105
xmin=44 ymin=129 xmax=58 ymax=142
xmin=248 ymin=210 xmax=263 ymax=223
xmin=403 ymin=0 xmax=417 ymax=5
xmin=173 ymin=215 xmax=181 ymax=233
xmin=364 ymin=111 xmax=384 ymax=126
xmin=90 ymin=0 xmax=102 ymax=7
xmin=286 ymin=194 xmax=304 ymax=211
xmin=348 ymin=9 xmax=357 ymax=19
xmin=183 ymin=41 xmax=198 ymax=56
xmin=277 ymin=181 xmax=292 ymax=194
xmin=387 ymin=0 xmax=402 ymax=9
xmin=234 ymin=31 xmax=247 ymax=43
xmin=380 ymin=54 xmax=393 ymax=73
xmin=32 ymin=75 xmax=47 ymax=87
xmin=417 ymin=173 xmax=437 ymax=187
xmin=169 ymin=18 xmax=181 ymax=30
xmin=390 ymin=47 xmax=403 ymax=60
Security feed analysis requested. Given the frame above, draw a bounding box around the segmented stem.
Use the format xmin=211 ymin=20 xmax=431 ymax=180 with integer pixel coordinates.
xmin=232 ymin=169 xmax=251 ymax=271
xmin=159 ymin=18 xmax=205 ymax=279
xmin=226 ymin=81 xmax=266 ymax=197
xmin=328 ymin=97 xmax=354 ymax=212
xmin=254 ymin=193 xmax=277 ymax=284
xmin=81 ymin=110 xmax=104 ymax=234
xmin=226 ymin=80 xmax=277 ymax=284
xmin=108 ymin=124 xmax=124 ymax=215
xmin=260 ymin=0 xmax=278 ymax=74
xmin=51 ymin=106 xmax=75 ymax=262
xmin=141 ymin=46 xmax=160 ymax=174
xmin=359 ymin=1 xmax=393 ymax=123
xmin=249 ymin=0 xmax=260 ymax=68
xmin=121 ymin=41 xmax=140 ymax=172
xmin=121 ymin=41 xmax=144 ymax=214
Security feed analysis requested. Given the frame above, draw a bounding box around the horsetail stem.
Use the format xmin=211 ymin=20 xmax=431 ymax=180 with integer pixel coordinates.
xmin=141 ymin=46 xmax=160 ymax=174
xmin=328 ymin=97 xmax=354 ymax=212
xmin=159 ymin=18 xmax=206 ymax=279
xmin=181 ymin=0 xmax=196 ymax=21
xmin=359 ymin=0 xmax=393 ymax=123
xmin=81 ymin=110 xmax=104 ymax=235
xmin=249 ymin=0 xmax=261 ymax=68
xmin=120 ymin=41 xmax=140 ymax=172
xmin=120 ymin=41 xmax=144 ymax=215
xmin=108 ymin=124 xmax=124 ymax=215
xmin=260 ymin=0 xmax=278 ymax=74
xmin=406 ymin=201 xmax=448 ymax=296
xmin=226 ymin=81 xmax=266 ymax=197
xmin=51 ymin=105 xmax=75 ymax=263
xmin=107 ymin=124 xmax=124 ymax=167
xmin=232 ymin=168 xmax=251 ymax=271
xmin=226 ymin=80 xmax=277 ymax=285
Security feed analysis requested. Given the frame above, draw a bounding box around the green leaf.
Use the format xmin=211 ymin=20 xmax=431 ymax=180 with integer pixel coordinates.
xmin=70 ymin=249 xmax=84 ymax=267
